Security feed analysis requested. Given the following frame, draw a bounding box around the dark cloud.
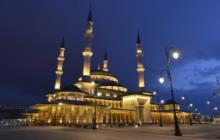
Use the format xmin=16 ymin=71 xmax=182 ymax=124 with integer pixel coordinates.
xmin=193 ymin=65 xmax=220 ymax=77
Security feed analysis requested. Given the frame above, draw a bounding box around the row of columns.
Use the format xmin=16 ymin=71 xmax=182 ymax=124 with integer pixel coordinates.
xmin=29 ymin=105 xmax=136 ymax=125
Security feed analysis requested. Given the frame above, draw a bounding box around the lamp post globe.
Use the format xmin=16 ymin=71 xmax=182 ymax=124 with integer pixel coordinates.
xmin=181 ymin=96 xmax=185 ymax=100
xmin=171 ymin=49 xmax=180 ymax=60
xmin=158 ymin=73 xmax=165 ymax=84
xmin=206 ymin=101 xmax=210 ymax=105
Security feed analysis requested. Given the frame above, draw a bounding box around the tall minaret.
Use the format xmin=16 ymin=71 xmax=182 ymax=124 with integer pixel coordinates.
xmin=82 ymin=9 xmax=94 ymax=76
xmin=102 ymin=52 xmax=109 ymax=72
xmin=136 ymin=33 xmax=145 ymax=91
xmin=54 ymin=38 xmax=65 ymax=90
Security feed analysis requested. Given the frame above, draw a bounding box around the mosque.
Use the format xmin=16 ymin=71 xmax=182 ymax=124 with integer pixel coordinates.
xmin=27 ymin=9 xmax=192 ymax=127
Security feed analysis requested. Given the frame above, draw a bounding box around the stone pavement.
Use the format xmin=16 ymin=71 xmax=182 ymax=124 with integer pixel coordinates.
xmin=0 ymin=124 xmax=219 ymax=140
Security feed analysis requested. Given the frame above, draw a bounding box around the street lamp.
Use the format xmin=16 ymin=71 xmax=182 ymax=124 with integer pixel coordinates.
xmin=188 ymin=103 xmax=193 ymax=125
xmin=159 ymin=98 xmax=164 ymax=127
xmin=154 ymin=88 xmax=163 ymax=127
xmin=163 ymin=47 xmax=182 ymax=136
xmin=158 ymin=72 xmax=165 ymax=84
xmin=92 ymin=81 xmax=100 ymax=130
xmin=214 ymin=107 xmax=218 ymax=111
xmin=171 ymin=49 xmax=180 ymax=60
xmin=181 ymin=96 xmax=185 ymax=100
xmin=181 ymin=96 xmax=193 ymax=126
xmin=189 ymin=103 xmax=193 ymax=108
xmin=206 ymin=101 xmax=210 ymax=105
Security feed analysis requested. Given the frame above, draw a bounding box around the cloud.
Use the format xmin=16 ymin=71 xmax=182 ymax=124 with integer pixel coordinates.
xmin=172 ymin=59 xmax=220 ymax=90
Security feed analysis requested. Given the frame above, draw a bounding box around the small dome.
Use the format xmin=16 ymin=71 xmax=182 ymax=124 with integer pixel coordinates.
xmin=98 ymin=81 xmax=124 ymax=87
xmin=91 ymin=69 xmax=110 ymax=75
xmin=62 ymin=85 xmax=82 ymax=92
xmin=90 ymin=69 xmax=119 ymax=83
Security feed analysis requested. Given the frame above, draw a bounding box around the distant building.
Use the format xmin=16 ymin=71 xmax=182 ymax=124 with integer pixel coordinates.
xmin=27 ymin=9 xmax=192 ymax=126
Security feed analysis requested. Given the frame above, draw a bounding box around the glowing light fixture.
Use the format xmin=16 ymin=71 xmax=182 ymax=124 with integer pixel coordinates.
xmin=47 ymin=119 xmax=51 ymax=123
xmin=181 ymin=96 xmax=185 ymax=100
xmin=59 ymin=119 xmax=62 ymax=124
xmin=171 ymin=49 xmax=180 ymax=60
xmin=214 ymin=107 xmax=218 ymax=111
xmin=206 ymin=101 xmax=210 ymax=105
xmin=91 ymin=81 xmax=95 ymax=85
xmin=158 ymin=73 xmax=165 ymax=84
xmin=97 ymin=92 xmax=102 ymax=96
xmin=58 ymin=102 xmax=63 ymax=106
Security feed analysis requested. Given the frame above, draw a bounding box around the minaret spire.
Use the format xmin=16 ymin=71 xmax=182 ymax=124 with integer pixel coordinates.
xmin=82 ymin=7 xmax=94 ymax=76
xmin=87 ymin=7 xmax=93 ymax=22
xmin=136 ymin=32 xmax=145 ymax=91
xmin=54 ymin=38 xmax=65 ymax=90
xmin=102 ymin=52 xmax=109 ymax=72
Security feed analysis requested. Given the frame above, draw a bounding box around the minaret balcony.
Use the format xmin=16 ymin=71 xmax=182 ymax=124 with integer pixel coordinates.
xmin=57 ymin=57 xmax=65 ymax=61
xmin=136 ymin=49 xmax=143 ymax=54
xmin=55 ymin=70 xmax=63 ymax=75
xmin=82 ymin=50 xmax=93 ymax=57
xmin=137 ymin=67 xmax=145 ymax=72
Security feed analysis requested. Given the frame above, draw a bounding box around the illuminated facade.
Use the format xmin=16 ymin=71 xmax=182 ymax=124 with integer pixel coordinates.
xmin=27 ymin=9 xmax=192 ymax=126
xmin=151 ymin=100 xmax=192 ymax=124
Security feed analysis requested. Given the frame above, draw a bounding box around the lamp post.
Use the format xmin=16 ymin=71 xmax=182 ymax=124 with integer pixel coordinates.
xmin=189 ymin=103 xmax=193 ymax=125
xmin=213 ymin=107 xmax=218 ymax=115
xmin=154 ymin=89 xmax=163 ymax=127
xmin=91 ymin=81 xmax=100 ymax=130
xmin=92 ymin=99 xmax=97 ymax=130
xmin=181 ymin=96 xmax=193 ymax=125
xmin=162 ymin=48 xmax=182 ymax=136
xmin=159 ymin=99 xmax=164 ymax=127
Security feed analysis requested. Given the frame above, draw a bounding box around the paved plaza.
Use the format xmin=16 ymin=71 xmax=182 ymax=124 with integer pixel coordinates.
xmin=0 ymin=124 xmax=220 ymax=140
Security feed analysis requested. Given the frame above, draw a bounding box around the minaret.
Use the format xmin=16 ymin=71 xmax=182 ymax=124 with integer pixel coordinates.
xmin=54 ymin=38 xmax=65 ymax=90
xmin=102 ymin=52 xmax=109 ymax=72
xmin=136 ymin=33 xmax=145 ymax=91
xmin=82 ymin=9 xmax=93 ymax=76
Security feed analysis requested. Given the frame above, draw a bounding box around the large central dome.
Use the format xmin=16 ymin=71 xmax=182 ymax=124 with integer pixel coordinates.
xmin=90 ymin=69 xmax=118 ymax=83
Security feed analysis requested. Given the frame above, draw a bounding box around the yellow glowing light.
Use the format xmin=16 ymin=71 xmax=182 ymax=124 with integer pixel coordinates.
xmin=97 ymin=92 xmax=102 ymax=96
xmin=134 ymin=125 xmax=138 ymax=128
xmin=58 ymin=103 xmax=63 ymax=106
xmin=48 ymin=119 xmax=51 ymax=123
xmin=59 ymin=119 xmax=62 ymax=123
xmin=91 ymin=81 xmax=95 ymax=86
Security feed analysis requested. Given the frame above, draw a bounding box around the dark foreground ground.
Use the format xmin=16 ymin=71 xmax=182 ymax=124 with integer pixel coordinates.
xmin=0 ymin=124 xmax=220 ymax=140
